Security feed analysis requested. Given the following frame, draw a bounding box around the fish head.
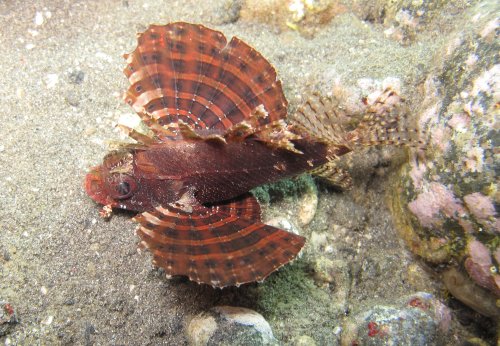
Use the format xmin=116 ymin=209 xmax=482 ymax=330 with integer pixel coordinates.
xmin=85 ymin=149 xmax=142 ymax=212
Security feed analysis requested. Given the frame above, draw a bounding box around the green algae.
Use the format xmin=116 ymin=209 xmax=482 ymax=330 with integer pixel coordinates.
xmin=252 ymin=174 xmax=316 ymax=205
xmin=248 ymin=259 xmax=342 ymax=345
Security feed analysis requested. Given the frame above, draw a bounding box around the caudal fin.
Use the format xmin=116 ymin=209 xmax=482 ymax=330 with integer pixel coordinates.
xmin=349 ymin=88 xmax=426 ymax=148
xmin=290 ymin=88 xmax=426 ymax=189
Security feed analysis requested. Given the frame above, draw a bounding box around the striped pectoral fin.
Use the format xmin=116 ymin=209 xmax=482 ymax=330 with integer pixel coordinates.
xmin=123 ymin=22 xmax=288 ymax=135
xmin=133 ymin=194 xmax=305 ymax=288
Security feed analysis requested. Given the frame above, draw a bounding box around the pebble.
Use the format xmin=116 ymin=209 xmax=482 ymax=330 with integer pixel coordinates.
xmin=187 ymin=305 xmax=278 ymax=345
xmin=292 ymin=334 xmax=317 ymax=345
xmin=45 ymin=74 xmax=59 ymax=89
xmin=297 ymin=185 xmax=318 ymax=226
xmin=266 ymin=216 xmax=301 ymax=237
xmin=0 ymin=301 xmax=18 ymax=337
xmin=68 ymin=70 xmax=85 ymax=85
xmin=34 ymin=12 xmax=44 ymax=26
xmin=187 ymin=313 xmax=217 ymax=345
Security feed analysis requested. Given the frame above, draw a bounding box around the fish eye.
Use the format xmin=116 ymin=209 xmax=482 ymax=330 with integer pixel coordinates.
xmin=117 ymin=181 xmax=131 ymax=198
xmin=106 ymin=174 xmax=137 ymax=200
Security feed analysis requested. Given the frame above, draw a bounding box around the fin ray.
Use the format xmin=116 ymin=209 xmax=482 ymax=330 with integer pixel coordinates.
xmin=134 ymin=194 xmax=305 ymax=287
xmin=123 ymin=22 xmax=288 ymax=139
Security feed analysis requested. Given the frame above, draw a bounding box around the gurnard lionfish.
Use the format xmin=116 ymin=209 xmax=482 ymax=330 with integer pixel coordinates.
xmin=85 ymin=22 xmax=418 ymax=288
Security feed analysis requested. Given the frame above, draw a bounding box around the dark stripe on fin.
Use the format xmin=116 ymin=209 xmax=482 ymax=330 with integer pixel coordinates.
xmin=134 ymin=194 xmax=305 ymax=288
xmin=123 ymin=22 xmax=288 ymax=139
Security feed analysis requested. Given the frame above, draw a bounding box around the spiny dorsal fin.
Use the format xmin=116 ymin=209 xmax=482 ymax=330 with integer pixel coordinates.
xmin=292 ymin=88 xmax=426 ymax=189
xmin=291 ymin=92 xmax=351 ymax=148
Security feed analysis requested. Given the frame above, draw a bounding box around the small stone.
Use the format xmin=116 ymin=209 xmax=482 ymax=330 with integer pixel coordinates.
xmin=65 ymin=92 xmax=80 ymax=107
xmin=42 ymin=315 xmax=54 ymax=325
xmin=187 ymin=314 xmax=218 ymax=346
xmin=68 ymin=70 xmax=85 ymax=85
xmin=2 ymin=248 xmax=10 ymax=261
xmin=292 ymin=334 xmax=317 ymax=346
xmin=297 ymin=184 xmax=318 ymax=226
xmin=187 ymin=306 xmax=278 ymax=345
xmin=266 ymin=216 xmax=300 ymax=236
xmin=34 ymin=12 xmax=44 ymax=26
xmin=16 ymin=88 xmax=25 ymax=99
xmin=63 ymin=298 xmax=76 ymax=306
xmin=0 ymin=301 xmax=18 ymax=337
xmin=84 ymin=127 xmax=97 ymax=136
xmin=83 ymin=322 xmax=96 ymax=345
xmin=312 ymin=256 xmax=335 ymax=286
xmin=45 ymin=74 xmax=59 ymax=89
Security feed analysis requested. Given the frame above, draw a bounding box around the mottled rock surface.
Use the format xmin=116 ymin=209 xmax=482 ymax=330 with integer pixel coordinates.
xmin=341 ymin=293 xmax=452 ymax=346
xmin=389 ymin=0 xmax=499 ymax=318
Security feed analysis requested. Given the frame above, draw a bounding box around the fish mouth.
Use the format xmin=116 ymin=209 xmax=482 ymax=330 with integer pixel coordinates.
xmin=85 ymin=166 xmax=114 ymax=207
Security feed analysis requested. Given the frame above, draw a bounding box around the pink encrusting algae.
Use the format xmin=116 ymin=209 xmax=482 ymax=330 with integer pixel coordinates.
xmin=407 ymin=182 xmax=468 ymax=229
xmin=463 ymin=192 xmax=499 ymax=233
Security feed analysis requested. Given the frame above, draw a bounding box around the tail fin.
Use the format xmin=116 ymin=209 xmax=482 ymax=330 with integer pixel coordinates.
xmin=291 ymin=88 xmax=426 ymax=188
xmin=349 ymin=88 xmax=426 ymax=148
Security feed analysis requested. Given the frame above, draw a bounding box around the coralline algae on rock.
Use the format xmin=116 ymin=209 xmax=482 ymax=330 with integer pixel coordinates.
xmin=390 ymin=0 xmax=499 ymax=317
xmin=341 ymin=293 xmax=452 ymax=346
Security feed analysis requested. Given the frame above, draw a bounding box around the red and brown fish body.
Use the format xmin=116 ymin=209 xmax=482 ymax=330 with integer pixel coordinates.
xmin=135 ymin=137 xmax=333 ymax=206
xmin=85 ymin=22 xmax=414 ymax=288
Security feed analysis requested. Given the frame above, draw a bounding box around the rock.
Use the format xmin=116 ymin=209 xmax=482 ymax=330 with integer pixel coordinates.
xmin=292 ymin=334 xmax=317 ymax=345
xmin=442 ymin=267 xmax=500 ymax=320
xmin=347 ymin=0 xmax=473 ymax=45
xmin=187 ymin=306 xmax=278 ymax=346
xmin=266 ymin=216 xmax=301 ymax=238
xmin=187 ymin=313 xmax=218 ymax=346
xmin=0 ymin=301 xmax=18 ymax=336
xmin=68 ymin=70 xmax=85 ymax=85
xmin=297 ymin=183 xmax=318 ymax=226
xmin=197 ymin=0 xmax=243 ymax=25
xmin=240 ymin=0 xmax=345 ymax=37
xmin=389 ymin=0 xmax=499 ymax=315
xmin=341 ymin=293 xmax=451 ymax=346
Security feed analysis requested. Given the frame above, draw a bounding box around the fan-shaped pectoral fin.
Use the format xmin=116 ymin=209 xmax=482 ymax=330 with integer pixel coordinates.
xmin=133 ymin=194 xmax=305 ymax=287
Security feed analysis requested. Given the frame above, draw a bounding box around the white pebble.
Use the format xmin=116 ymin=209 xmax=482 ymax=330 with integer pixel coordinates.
xmin=45 ymin=74 xmax=59 ymax=89
xmin=35 ymin=12 xmax=44 ymax=26
xmin=42 ymin=315 xmax=53 ymax=325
